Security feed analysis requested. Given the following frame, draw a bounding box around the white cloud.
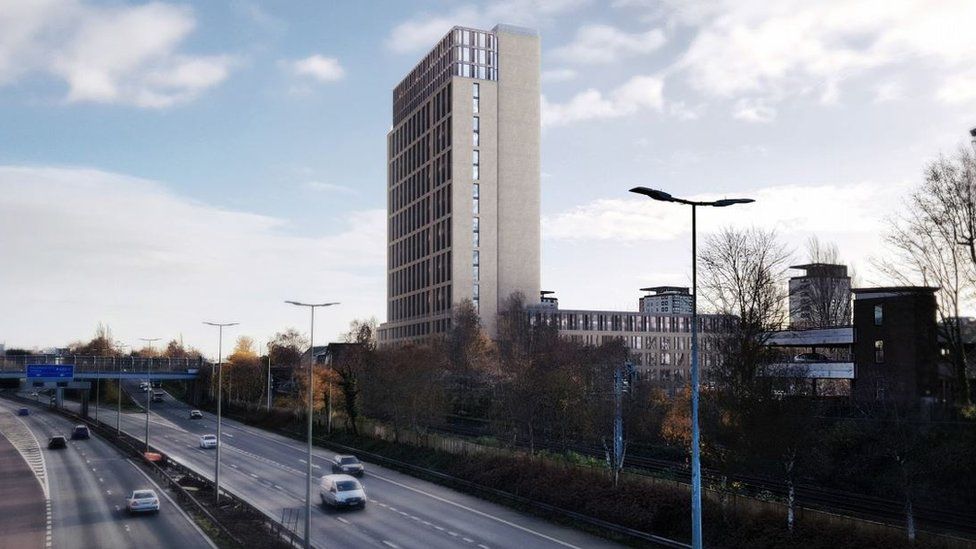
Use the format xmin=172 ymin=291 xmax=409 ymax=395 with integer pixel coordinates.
xmin=386 ymin=0 xmax=590 ymax=54
xmin=542 ymin=74 xmax=664 ymax=126
xmin=732 ymin=98 xmax=776 ymax=123
xmin=554 ymin=24 xmax=665 ymax=64
xmin=0 ymin=165 xmax=385 ymax=353
xmin=874 ymin=81 xmax=903 ymax=103
xmin=285 ymin=55 xmax=345 ymax=83
xmin=937 ymin=70 xmax=976 ymax=105
xmin=672 ymin=0 xmax=976 ymax=118
xmin=543 ymin=181 xmax=901 ymax=242
xmin=542 ymin=68 xmax=578 ymax=82
xmin=0 ymin=1 xmax=234 ymax=108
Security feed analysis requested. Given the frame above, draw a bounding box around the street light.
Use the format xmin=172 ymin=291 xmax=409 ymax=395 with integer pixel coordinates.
xmin=266 ymin=341 xmax=274 ymax=412
xmin=139 ymin=337 xmax=161 ymax=453
xmin=116 ymin=342 xmax=129 ymax=436
xmin=204 ymin=321 xmax=238 ymax=504
xmin=629 ymin=186 xmax=754 ymax=549
xmin=285 ymin=300 xmax=339 ymax=549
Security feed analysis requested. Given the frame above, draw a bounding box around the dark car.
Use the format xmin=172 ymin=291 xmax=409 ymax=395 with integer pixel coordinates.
xmin=17 ymin=408 xmax=30 ymax=416
xmin=71 ymin=425 xmax=91 ymax=440
xmin=48 ymin=436 xmax=67 ymax=450
xmin=331 ymin=455 xmax=365 ymax=477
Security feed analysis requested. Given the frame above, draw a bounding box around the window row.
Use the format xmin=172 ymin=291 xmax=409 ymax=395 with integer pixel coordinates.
xmin=531 ymin=312 xmax=725 ymax=333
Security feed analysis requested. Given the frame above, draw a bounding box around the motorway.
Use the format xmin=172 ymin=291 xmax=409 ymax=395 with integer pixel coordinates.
xmin=0 ymin=397 xmax=214 ymax=549
xmin=74 ymin=382 xmax=619 ymax=549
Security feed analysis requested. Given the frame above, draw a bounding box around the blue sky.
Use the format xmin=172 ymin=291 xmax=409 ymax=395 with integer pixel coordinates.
xmin=1 ymin=0 xmax=975 ymax=355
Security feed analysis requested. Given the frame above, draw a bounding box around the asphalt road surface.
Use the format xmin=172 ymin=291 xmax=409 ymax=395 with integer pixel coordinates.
xmin=0 ymin=398 xmax=215 ymax=549
xmin=74 ymin=381 xmax=620 ymax=549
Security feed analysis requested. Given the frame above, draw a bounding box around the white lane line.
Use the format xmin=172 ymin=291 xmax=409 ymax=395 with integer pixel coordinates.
xmin=366 ymin=471 xmax=583 ymax=549
xmin=249 ymin=473 xmax=259 ymax=479
xmin=299 ymin=459 xmax=307 ymax=463
xmin=478 ymin=545 xmax=490 ymax=549
xmin=124 ymin=460 xmax=218 ymax=549
xmin=448 ymin=531 xmax=458 ymax=537
xmin=463 ymin=537 xmax=474 ymax=543
xmin=382 ymin=542 xmax=398 ymax=548
xmin=230 ymin=464 xmax=239 ymax=469
xmin=312 ymin=464 xmax=321 ymax=469
xmin=434 ymin=526 xmax=444 ymax=532
xmin=336 ymin=517 xmax=350 ymax=524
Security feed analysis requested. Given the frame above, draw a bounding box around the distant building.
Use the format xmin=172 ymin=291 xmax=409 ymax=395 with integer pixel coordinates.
xmin=639 ymin=286 xmax=693 ymax=315
xmin=527 ymin=289 xmax=725 ymax=386
xmin=764 ymin=286 xmax=954 ymax=406
xmin=379 ymin=24 xmax=542 ymax=346
xmin=788 ymin=263 xmax=851 ymax=329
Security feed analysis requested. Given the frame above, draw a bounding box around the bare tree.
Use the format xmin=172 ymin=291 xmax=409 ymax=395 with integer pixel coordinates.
xmin=880 ymin=147 xmax=976 ymax=407
xmin=700 ymin=227 xmax=791 ymax=397
xmin=792 ymin=237 xmax=852 ymax=328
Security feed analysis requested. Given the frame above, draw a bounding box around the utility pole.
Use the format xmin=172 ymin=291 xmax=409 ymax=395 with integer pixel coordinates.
xmin=139 ymin=337 xmax=160 ymax=453
xmin=204 ymin=321 xmax=238 ymax=504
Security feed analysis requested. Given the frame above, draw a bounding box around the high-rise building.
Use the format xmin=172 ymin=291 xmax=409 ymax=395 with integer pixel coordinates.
xmin=379 ymin=25 xmax=541 ymax=345
xmin=788 ymin=263 xmax=851 ymax=329
xmin=639 ymin=286 xmax=693 ymax=315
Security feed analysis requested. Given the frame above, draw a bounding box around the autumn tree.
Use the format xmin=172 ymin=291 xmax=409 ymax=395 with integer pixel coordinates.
xmin=268 ymin=328 xmax=308 ymax=368
xmin=68 ymin=323 xmax=117 ymax=355
xmin=441 ymin=300 xmax=496 ymax=418
xmin=333 ymin=318 xmax=379 ymax=435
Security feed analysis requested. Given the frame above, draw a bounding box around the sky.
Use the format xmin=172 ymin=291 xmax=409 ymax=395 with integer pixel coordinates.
xmin=1 ymin=0 xmax=975 ymax=357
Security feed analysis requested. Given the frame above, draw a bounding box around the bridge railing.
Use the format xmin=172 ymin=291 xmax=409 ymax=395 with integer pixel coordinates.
xmin=0 ymin=355 xmax=211 ymax=374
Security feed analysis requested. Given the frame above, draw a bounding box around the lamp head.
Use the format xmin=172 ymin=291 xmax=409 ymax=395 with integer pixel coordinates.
xmin=712 ymin=198 xmax=755 ymax=207
xmin=629 ymin=187 xmax=674 ymax=202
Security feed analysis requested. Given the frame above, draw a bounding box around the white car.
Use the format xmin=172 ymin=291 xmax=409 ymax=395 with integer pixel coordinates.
xmin=199 ymin=434 xmax=218 ymax=449
xmin=126 ymin=489 xmax=160 ymax=514
xmin=319 ymin=474 xmax=367 ymax=509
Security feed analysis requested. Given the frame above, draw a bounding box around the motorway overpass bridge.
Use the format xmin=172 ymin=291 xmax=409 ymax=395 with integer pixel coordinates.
xmin=0 ymin=355 xmax=207 ymax=381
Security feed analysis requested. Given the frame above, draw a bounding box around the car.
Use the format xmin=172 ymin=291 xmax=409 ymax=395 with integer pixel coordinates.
xmin=319 ymin=474 xmax=366 ymax=509
xmin=47 ymin=436 xmax=67 ymax=450
xmin=331 ymin=455 xmax=365 ymax=477
xmin=793 ymin=352 xmax=830 ymax=363
xmin=151 ymin=391 xmax=164 ymax=402
xmin=199 ymin=434 xmax=218 ymax=449
xmin=17 ymin=408 xmax=30 ymax=416
xmin=189 ymin=410 xmax=203 ymax=420
xmin=126 ymin=489 xmax=160 ymax=514
xmin=71 ymin=425 xmax=91 ymax=440
xmin=139 ymin=383 xmax=149 ymax=393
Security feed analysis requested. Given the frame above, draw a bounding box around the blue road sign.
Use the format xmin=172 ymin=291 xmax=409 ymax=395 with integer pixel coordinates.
xmin=26 ymin=364 xmax=74 ymax=380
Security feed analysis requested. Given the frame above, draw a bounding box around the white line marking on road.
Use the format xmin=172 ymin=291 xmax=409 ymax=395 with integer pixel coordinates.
xmin=478 ymin=544 xmax=490 ymax=549
xmin=124 ymin=525 xmax=130 ymax=532
xmin=336 ymin=517 xmax=349 ymax=524
xmin=448 ymin=531 xmax=458 ymax=537
xmin=422 ymin=521 xmax=431 ymax=526
xmin=224 ymin=433 xmax=234 ymax=437
xmin=463 ymin=537 xmax=474 ymax=543
xmin=366 ymin=471 xmax=583 ymax=548
xmin=382 ymin=541 xmax=398 ymax=548
xmin=230 ymin=464 xmax=238 ymax=469
xmin=434 ymin=526 xmax=444 ymax=531
xmin=312 ymin=464 xmax=320 ymax=469
xmin=274 ymin=484 xmax=283 ymax=490
xmin=299 ymin=459 xmax=307 ymax=463
xmin=249 ymin=473 xmax=259 ymax=479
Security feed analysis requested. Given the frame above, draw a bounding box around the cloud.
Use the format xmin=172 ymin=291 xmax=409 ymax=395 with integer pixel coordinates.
xmin=542 ymin=74 xmax=664 ymax=126
xmin=386 ymin=0 xmax=590 ymax=54
xmin=671 ymin=0 xmax=976 ymax=118
xmin=543 ymin=181 xmax=902 ymax=242
xmin=0 ymin=165 xmax=385 ymax=353
xmin=732 ymin=98 xmax=776 ymax=123
xmin=553 ymin=24 xmax=665 ymax=64
xmin=937 ymin=70 xmax=976 ymax=105
xmin=0 ymin=1 xmax=234 ymax=108
xmin=542 ymin=68 xmax=578 ymax=82
xmin=284 ymin=55 xmax=345 ymax=83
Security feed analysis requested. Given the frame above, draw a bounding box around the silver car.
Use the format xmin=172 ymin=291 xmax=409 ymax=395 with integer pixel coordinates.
xmin=126 ymin=489 xmax=160 ymax=514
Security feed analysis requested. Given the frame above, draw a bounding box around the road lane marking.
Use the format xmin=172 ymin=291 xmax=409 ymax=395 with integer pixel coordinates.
xmin=478 ymin=545 xmax=490 ymax=549
xmin=366 ymin=471 xmax=583 ymax=549
xmin=249 ymin=473 xmax=259 ymax=479
xmin=449 ymin=531 xmax=458 ymax=537
xmin=382 ymin=542 xmax=398 ymax=548
xmin=336 ymin=517 xmax=349 ymax=524
xmin=463 ymin=537 xmax=474 ymax=543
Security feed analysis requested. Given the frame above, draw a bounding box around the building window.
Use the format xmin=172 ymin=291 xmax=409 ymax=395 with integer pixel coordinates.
xmin=874 ymin=304 xmax=883 ymax=326
xmin=472 ymin=183 xmax=479 ymax=215
xmin=472 ymin=82 xmax=480 ymax=113
xmin=473 ymin=265 xmax=480 ymax=281
xmin=472 ymin=116 xmax=479 ymax=146
xmin=472 ymin=149 xmax=480 ymax=180
xmin=875 ymin=340 xmax=884 ymax=363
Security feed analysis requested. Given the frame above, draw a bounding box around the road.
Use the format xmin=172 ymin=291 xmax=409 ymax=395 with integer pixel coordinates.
xmin=0 ymin=398 xmax=215 ymax=549
xmin=78 ymin=382 xmax=619 ymax=549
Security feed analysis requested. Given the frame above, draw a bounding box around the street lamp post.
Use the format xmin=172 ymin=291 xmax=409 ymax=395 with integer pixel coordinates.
xmin=267 ymin=342 xmax=273 ymax=412
xmin=285 ymin=300 xmax=339 ymax=549
xmin=204 ymin=321 xmax=238 ymax=504
xmin=629 ymin=187 xmax=754 ymax=549
xmin=116 ymin=342 xmax=129 ymax=436
xmin=139 ymin=337 xmax=161 ymax=453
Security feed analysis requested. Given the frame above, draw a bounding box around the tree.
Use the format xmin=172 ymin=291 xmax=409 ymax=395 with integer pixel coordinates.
xmin=334 ymin=318 xmax=379 ymax=435
xmin=162 ymin=338 xmax=202 ymax=359
xmin=881 ymin=147 xmax=976 ymax=408
xmin=442 ymin=300 xmax=496 ymax=418
xmin=794 ymin=236 xmax=852 ymax=328
xmin=68 ymin=323 xmax=116 ymax=355
xmin=700 ymin=227 xmax=790 ymax=398
xmin=226 ymin=336 xmax=262 ymax=404
xmin=268 ymin=328 xmax=307 ymax=368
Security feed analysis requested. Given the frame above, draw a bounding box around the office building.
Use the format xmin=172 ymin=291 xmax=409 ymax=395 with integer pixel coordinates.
xmin=379 ymin=24 xmax=541 ymax=345
xmin=788 ymin=263 xmax=851 ymax=329
xmin=639 ymin=286 xmax=693 ymax=315
xmin=528 ymin=290 xmax=725 ymax=385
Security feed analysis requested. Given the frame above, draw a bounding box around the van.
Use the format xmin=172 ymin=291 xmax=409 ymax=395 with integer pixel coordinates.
xmin=319 ymin=474 xmax=366 ymax=509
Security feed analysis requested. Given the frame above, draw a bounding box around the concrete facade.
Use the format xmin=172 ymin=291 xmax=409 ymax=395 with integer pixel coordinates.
xmin=380 ymin=25 xmax=541 ymax=345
